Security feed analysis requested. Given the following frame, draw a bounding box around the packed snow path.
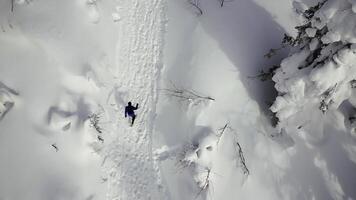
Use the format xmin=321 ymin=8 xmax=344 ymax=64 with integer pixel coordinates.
xmin=103 ymin=0 xmax=166 ymax=199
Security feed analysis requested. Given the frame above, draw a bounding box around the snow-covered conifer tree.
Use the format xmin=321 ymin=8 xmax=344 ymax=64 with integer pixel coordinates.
xmin=271 ymin=0 xmax=356 ymax=141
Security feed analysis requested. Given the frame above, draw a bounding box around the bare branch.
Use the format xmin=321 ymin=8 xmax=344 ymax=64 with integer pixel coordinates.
xmin=216 ymin=124 xmax=250 ymax=176
xmin=218 ymin=0 xmax=234 ymax=7
xmin=162 ymin=81 xmax=215 ymax=105
xmin=51 ymin=143 xmax=59 ymax=152
xmin=188 ymin=0 xmax=203 ymax=16
xmin=195 ymin=169 xmax=211 ymax=199
xmin=247 ymin=65 xmax=279 ymax=82
xmin=235 ymin=140 xmax=249 ymax=175
xmin=319 ymin=83 xmax=337 ymax=114
xmin=98 ymin=135 xmax=104 ymax=143
xmin=101 ymin=155 xmax=108 ymax=166
xmin=216 ymin=123 xmax=228 ymax=145
xmin=264 ymin=46 xmax=286 ymax=58
xmin=220 ymin=0 xmax=224 ymax=7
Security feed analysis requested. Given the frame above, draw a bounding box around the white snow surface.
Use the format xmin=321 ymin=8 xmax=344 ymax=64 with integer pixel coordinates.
xmin=1 ymin=0 xmax=167 ymax=199
xmin=1 ymin=0 xmax=356 ymax=200
xmin=100 ymin=0 xmax=167 ymax=199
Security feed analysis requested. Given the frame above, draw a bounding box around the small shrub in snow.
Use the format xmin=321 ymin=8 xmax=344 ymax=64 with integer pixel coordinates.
xmin=160 ymin=125 xmax=250 ymax=198
xmin=88 ymin=111 xmax=104 ymax=143
xmin=97 ymin=135 xmax=104 ymax=143
xmin=176 ymin=143 xmax=199 ymax=171
xmin=88 ymin=112 xmax=101 ymax=132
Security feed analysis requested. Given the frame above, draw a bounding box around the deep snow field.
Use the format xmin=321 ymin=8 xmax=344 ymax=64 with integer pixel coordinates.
xmin=1 ymin=0 xmax=356 ymax=200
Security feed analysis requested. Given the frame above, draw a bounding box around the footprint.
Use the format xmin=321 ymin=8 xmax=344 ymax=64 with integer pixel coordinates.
xmin=86 ymin=0 xmax=100 ymax=24
xmin=112 ymin=6 xmax=122 ymax=22
xmin=112 ymin=13 xmax=121 ymax=22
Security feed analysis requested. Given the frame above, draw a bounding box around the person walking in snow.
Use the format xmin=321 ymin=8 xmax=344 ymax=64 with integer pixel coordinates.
xmin=125 ymin=101 xmax=139 ymax=126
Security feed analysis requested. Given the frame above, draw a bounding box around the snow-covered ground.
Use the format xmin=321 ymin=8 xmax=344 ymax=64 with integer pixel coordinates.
xmin=100 ymin=0 xmax=167 ymax=199
xmin=1 ymin=0 xmax=356 ymax=200
xmin=155 ymin=0 xmax=297 ymax=199
xmin=0 ymin=0 xmax=118 ymax=199
xmin=0 ymin=0 xmax=166 ymax=199
xmin=155 ymin=0 xmax=356 ymax=199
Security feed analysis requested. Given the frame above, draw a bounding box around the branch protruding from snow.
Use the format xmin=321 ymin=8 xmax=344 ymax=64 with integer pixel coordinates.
xmin=216 ymin=123 xmax=250 ymax=176
xmin=195 ymin=168 xmax=211 ymax=199
xmin=51 ymin=143 xmax=58 ymax=152
xmin=162 ymin=81 xmax=215 ymax=105
xmin=235 ymin=140 xmax=249 ymax=176
xmin=248 ymin=65 xmax=280 ymax=82
xmin=216 ymin=123 xmax=228 ymax=146
xmin=188 ymin=0 xmax=203 ymax=16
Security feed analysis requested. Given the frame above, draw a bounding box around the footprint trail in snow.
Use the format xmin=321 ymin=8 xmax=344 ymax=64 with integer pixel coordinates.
xmin=102 ymin=0 xmax=166 ymax=199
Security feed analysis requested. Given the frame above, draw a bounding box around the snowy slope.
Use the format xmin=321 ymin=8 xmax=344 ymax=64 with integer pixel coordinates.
xmin=155 ymin=0 xmax=356 ymax=200
xmin=0 ymin=0 xmax=115 ymax=199
xmin=2 ymin=0 xmax=356 ymax=200
xmin=155 ymin=0 xmax=296 ymax=199
xmin=0 ymin=0 xmax=168 ymax=199
xmin=0 ymin=1 xmax=117 ymax=199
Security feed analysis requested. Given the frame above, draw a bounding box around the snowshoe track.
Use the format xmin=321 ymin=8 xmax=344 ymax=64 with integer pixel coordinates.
xmin=103 ymin=0 xmax=166 ymax=199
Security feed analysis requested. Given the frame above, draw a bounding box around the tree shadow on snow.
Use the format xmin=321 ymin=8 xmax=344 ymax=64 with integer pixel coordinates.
xmin=281 ymin=113 xmax=356 ymax=199
xmin=198 ymin=0 xmax=289 ymax=114
xmin=317 ymin=122 xmax=356 ymax=199
xmin=47 ymin=96 xmax=92 ymax=130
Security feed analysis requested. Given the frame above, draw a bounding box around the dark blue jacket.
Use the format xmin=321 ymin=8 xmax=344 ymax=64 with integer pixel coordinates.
xmin=125 ymin=104 xmax=138 ymax=117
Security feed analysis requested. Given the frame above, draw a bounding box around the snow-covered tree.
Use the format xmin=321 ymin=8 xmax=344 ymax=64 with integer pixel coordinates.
xmin=271 ymin=0 xmax=356 ymax=141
